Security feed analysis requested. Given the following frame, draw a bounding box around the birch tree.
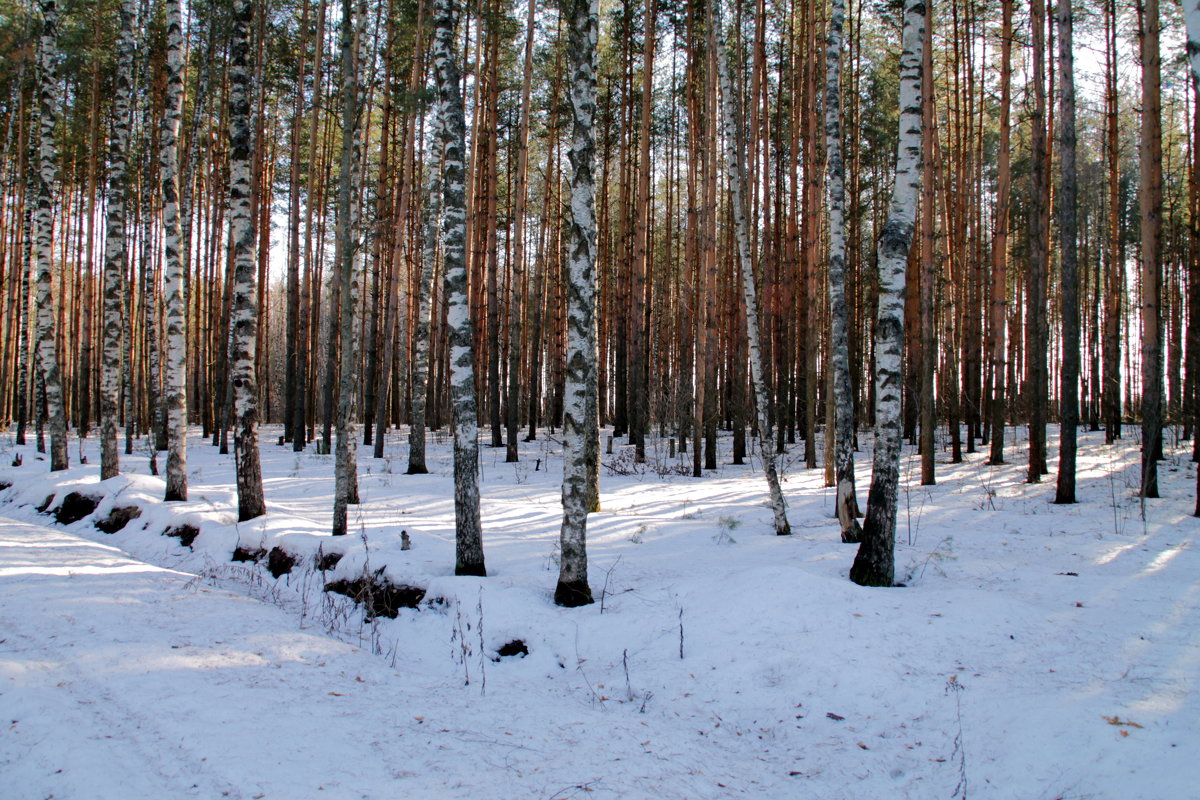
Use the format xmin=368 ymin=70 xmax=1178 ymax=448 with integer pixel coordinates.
xmin=849 ymin=0 xmax=925 ymax=587
xmin=823 ymin=0 xmax=860 ymax=542
xmin=228 ymin=0 xmax=267 ymax=521
xmin=100 ymin=0 xmax=136 ymax=481
xmin=711 ymin=0 xmax=790 ymax=537
xmin=33 ymin=0 xmax=68 ymax=472
xmin=161 ymin=0 xmax=187 ymax=501
xmin=432 ymin=0 xmax=485 ymax=576
xmin=407 ymin=131 xmax=442 ymax=476
xmin=555 ymin=0 xmax=599 ymax=607
xmin=332 ymin=0 xmax=364 ymax=537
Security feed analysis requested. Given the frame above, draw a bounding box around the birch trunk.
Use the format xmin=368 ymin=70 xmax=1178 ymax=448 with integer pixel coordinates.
xmin=100 ymin=0 xmax=135 ymax=481
xmin=33 ymin=0 xmax=68 ymax=472
xmin=228 ymin=0 xmax=267 ymax=521
xmin=332 ymin=0 xmax=364 ymax=536
xmin=824 ymin=0 xmax=861 ymax=542
xmin=407 ymin=131 xmax=442 ymax=476
xmin=161 ymin=0 xmax=186 ymax=499
xmin=432 ymin=0 xmax=485 ymax=576
xmin=1054 ymin=0 xmax=1078 ymax=504
xmin=711 ymin=0 xmax=790 ymax=537
xmin=555 ymin=0 xmax=599 ymax=606
xmin=850 ymin=0 xmax=925 ymax=587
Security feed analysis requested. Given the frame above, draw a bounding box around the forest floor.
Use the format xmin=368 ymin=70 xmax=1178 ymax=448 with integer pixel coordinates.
xmin=0 ymin=423 xmax=1196 ymax=799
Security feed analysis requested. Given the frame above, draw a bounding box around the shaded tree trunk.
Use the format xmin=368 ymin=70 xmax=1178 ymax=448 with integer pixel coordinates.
xmin=1055 ymin=0 xmax=1079 ymax=504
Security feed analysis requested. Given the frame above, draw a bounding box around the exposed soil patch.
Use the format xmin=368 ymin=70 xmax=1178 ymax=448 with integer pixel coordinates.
xmin=95 ymin=505 xmax=142 ymax=534
xmin=35 ymin=495 xmax=55 ymax=514
xmin=496 ymin=640 xmax=529 ymax=659
xmin=55 ymin=493 xmax=100 ymax=525
xmin=315 ymin=550 xmax=343 ymax=572
xmin=0 ymin=481 xmax=12 ymax=491
xmin=324 ymin=571 xmax=425 ymax=620
xmin=267 ymin=547 xmax=298 ymax=578
xmin=164 ymin=524 xmax=200 ymax=548
xmin=232 ymin=546 xmax=267 ymax=563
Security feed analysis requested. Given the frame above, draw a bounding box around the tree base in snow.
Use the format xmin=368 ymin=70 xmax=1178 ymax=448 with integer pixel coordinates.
xmin=406 ymin=465 xmax=429 ymax=476
xmin=456 ymin=561 xmax=486 ymax=577
xmin=554 ymin=579 xmax=593 ymax=608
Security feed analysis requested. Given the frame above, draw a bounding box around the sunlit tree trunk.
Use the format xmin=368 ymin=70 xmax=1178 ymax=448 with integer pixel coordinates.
xmin=433 ymin=0 xmax=485 ymax=576
xmin=712 ymin=0 xmax=790 ymax=536
xmin=100 ymin=0 xmax=135 ymax=481
xmin=161 ymin=0 xmax=187 ymax=500
xmin=850 ymin=0 xmax=925 ymax=588
xmin=33 ymin=0 xmax=68 ymax=472
xmin=228 ymin=0 xmax=266 ymax=521
xmin=555 ymin=0 xmax=600 ymax=606
xmin=824 ymin=0 xmax=861 ymax=542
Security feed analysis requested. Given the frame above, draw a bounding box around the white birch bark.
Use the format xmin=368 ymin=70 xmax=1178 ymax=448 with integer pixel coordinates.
xmin=850 ymin=0 xmax=926 ymax=587
xmin=228 ymin=0 xmax=267 ymax=521
xmin=161 ymin=0 xmax=187 ymax=500
xmin=407 ymin=121 xmax=444 ymax=476
xmin=710 ymin=0 xmax=790 ymax=537
xmin=555 ymin=0 xmax=599 ymax=607
xmin=333 ymin=0 xmax=364 ymax=537
xmin=100 ymin=0 xmax=135 ymax=481
xmin=432 ymin=0 xmax=485 ymax=576
xmin=33 ymin=0 xmax=68 ymax=472
xmin=823 ymin=0 xmax=861 ymax=543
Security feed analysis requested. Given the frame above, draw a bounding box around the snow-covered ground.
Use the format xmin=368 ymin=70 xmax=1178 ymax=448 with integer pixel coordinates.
xmin=0 ymin=424 xmax=1196 ymax=799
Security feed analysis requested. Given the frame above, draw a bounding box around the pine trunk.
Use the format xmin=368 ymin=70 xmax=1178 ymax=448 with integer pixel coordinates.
xmin=1054 ymin=0 xmax=1078 ymax=504
xmin=1139 ymin=0 xmax=1163 ymax=498
xmin=988 ymin=0 xmax=1012 ymax=465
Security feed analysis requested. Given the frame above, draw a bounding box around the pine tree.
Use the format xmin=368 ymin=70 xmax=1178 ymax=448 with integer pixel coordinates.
xmin=1055 ymin=0 xmax=1079 ymax=504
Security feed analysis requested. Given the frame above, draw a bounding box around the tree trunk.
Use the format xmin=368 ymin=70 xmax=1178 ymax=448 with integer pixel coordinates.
xmin=161 ymin=0 xmax=187 ymax=501
xmin=33 ymin=0 xmax=68 ymax=472
xmin=1139 ymin=0 xmax=1163 ymax=498
xmin=1027 ymin=0 xmax=1050 ymax=482
xmin=555 ymin=0 xmax=599 ymax=607
xmin=824 ymin=0 xmax=861 ymax=542
xmin=100 ymin=0 xmax=135 ymax=481
xmin=1054 ymin=0 xmax=1079 ymax=504
xmin=850 ymin=0 xmax=925 ymax=588
xmin=333 ymin=0 xmax=364 ymax=536
xmin=988 ymin=0 xmax=1012 ymax=465
xmin=712 ymin=0 xmax=790 ymax=536
xmin=228 ymin=0 xmax=267 ymax=521
xmin=433 ymin=0 xmax=485 ymax=576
